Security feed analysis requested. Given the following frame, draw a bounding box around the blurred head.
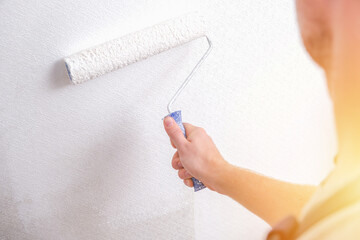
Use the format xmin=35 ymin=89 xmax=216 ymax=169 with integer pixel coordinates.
xmin=295 ymin=0 xmax=333 ymax=71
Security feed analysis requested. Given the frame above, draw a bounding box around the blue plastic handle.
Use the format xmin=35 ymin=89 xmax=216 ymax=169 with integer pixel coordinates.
xmin=166 ymin=110 xmax=206 ymax=192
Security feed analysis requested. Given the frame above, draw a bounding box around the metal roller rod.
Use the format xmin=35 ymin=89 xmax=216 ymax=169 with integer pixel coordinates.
xmin=167 ymin=36 xmax=213 ymax=113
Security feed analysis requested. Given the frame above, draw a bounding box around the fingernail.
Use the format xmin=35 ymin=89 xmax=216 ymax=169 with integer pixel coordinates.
xmin=164 ymin=117 xmax=173 ymax=127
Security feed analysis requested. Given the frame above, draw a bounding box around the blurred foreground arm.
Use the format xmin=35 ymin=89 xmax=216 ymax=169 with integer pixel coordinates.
xmin=163 ymin=117 xmax=316 ymax=226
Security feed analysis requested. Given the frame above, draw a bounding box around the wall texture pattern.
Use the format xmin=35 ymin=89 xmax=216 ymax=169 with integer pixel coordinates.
xmin=0 ymin=0 xmax=336 ymax=239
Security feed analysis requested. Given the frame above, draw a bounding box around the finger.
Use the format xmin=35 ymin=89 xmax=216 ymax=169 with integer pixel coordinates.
xmin=178 ymin=168 xmax=192 ymax=180
xmin=184 ymin=179 xmax=194 ymax=188
xmin=164 ymin=117 xmax=187 ymax=149
xmin=170 ymin=139 xmax=176 ymax=149
xmin=171 ymin=151 xmax=183 ymax=170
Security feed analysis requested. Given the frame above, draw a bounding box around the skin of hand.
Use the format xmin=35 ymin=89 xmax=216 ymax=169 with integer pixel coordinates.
xmin=163 ymin=116 xmax=229 ymax=192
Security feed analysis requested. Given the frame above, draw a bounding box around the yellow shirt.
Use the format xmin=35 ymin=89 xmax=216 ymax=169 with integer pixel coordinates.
xmin=297 ymin=163 xmax=360 ymax=239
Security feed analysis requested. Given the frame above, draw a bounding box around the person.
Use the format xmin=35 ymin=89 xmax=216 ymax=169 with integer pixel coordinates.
xmin=163 ymin=0 xmax=360 ymax=239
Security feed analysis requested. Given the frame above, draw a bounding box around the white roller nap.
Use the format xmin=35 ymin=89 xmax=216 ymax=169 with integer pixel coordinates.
xmin=64 ymin=13 xmax=206 ymax=84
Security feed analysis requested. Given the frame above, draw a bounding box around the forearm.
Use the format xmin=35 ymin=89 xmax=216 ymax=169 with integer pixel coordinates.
xmin=215 ymin=163 xmax=317 ymax=226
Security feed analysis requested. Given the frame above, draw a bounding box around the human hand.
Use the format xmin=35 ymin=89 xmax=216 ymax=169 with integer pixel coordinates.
xmin=163 ymin=117 xmax=229 ymax=192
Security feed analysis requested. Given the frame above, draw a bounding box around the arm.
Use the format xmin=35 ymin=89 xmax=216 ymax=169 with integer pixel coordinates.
xmin=218 ymin=165 xmax=316 ymax=226
xmin=163 ymin=117 xmax=316 ymax=226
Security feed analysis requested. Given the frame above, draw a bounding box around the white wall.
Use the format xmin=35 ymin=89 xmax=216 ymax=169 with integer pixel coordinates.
xmin=0 ymin=0 xmax=336 ymax=239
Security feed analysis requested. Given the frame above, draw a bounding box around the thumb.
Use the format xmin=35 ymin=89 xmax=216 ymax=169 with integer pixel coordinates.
xmin=163 ymin=117 xmax=187 ymax=149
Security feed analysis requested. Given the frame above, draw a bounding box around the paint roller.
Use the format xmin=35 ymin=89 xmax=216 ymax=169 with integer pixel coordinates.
xmin=64 ymin=13 xmax=212 ymax=191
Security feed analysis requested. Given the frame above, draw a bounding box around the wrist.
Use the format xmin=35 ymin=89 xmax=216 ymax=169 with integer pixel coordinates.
xmin=212 ymin=161 xmax=234 ymax=195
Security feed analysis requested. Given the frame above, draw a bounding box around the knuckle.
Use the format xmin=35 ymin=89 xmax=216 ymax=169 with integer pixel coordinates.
xmin=185 ymin=179 xmax=193 ymax=188
xmin=171 ymin=153 xmax=179 ymax=169
xmin=171 ymin=160 xmax=177 ymax=169
xmin=184 ymin=180 xmax=189 ymax=187
xmin=197 ymin=127 xmax=207 ymax=135
xmin=178 ymin=169 xmax=185 ymax=179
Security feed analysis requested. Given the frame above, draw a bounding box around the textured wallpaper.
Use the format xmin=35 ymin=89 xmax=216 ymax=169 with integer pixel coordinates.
xmin=0 ymin=0 xmax=336 ymax=239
